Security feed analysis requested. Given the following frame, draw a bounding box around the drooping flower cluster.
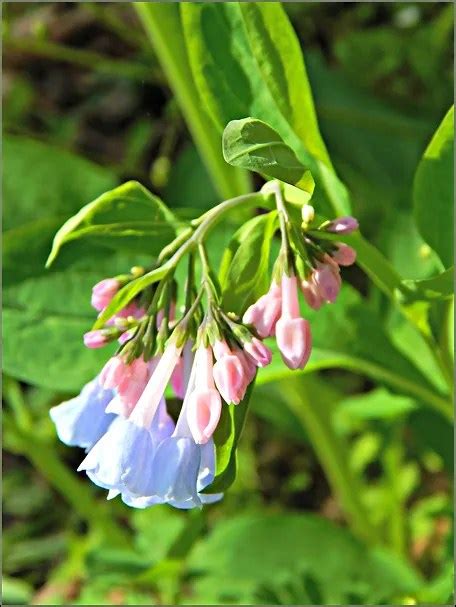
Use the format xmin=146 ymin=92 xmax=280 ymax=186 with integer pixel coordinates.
xmin=49 ymin=186 xmax=358 ymax=510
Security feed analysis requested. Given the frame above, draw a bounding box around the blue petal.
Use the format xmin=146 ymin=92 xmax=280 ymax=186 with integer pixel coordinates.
xmin=120 ymin=491 xmax=164 ymax=509
xmin=49 ymin=377 xmax=115 ymax=450
xmin=79 ymin=417 xmax=157 ymax=493
xmin=151 ymin=437 xmax=202 ymax=506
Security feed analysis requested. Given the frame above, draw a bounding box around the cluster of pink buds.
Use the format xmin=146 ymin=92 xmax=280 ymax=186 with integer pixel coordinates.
xmin=243 ymin=205 xmax=358 ymax=369
xmin=50 ymin=183 xmax=359 ymax=511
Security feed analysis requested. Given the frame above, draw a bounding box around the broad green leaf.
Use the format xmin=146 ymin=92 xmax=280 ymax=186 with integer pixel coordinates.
xmin=203 ymin=380 xmax=255 ymax=494
xmin=2 ymin=576 xmax=33 ymax=605
xmin=413 ymin=106 xmax=454 ymax=268
xmin=135 ymin=2 xmax=250 ymax=200
xmin=403 ymin=267 xmax=454 ymax=301
xmin=3 ymin=271 xmax=116 ymax=391
xmin=188 ymin=514 xmax=420 ymax=605
xmin=2 ymin=135 xmax=117 ymax=232
xmin=181 ymin=2 xmax=351 ymax=215
xmin=238 ymin=2 xmax=330 ymax=165
xmin=223 ymin=118 xmax=315 ymax=193
xmin=335 ymin=388 xmax=417 ymax=425
xmin=164 ymin=143 xmax=218 ymax=211
xmin=410 ymin=408 xmax=453 ymax=473
xmin=220 ymin=211 xmax=278 ymax=315
xmin=380 ymin=211 xmax=442 ymax=282
xmin=306 ymin=51 xmax=433 ymax=215
xmin=46 ymin=181 xmax=180 ymax=267
xmin=3 ymin=217 xmax=67 ymax=286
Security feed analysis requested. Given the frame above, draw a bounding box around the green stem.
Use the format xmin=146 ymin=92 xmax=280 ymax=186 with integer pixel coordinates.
xmin=323 ymin=355 xmax=453 ymax=421
xmin=383 ymin=426 xmax=407 ymax=557
xmin=282 ymin=378 xmax=379 ymax=545
xmin=4 ymin=35 xmax=159 ymax=84
xmin=134 ymin=2 xmax=250 ymax=199
xmin=2 ymin=374 xmax=33 ymax=431
xmin=97 ymin=191 xmax=270 ymax=328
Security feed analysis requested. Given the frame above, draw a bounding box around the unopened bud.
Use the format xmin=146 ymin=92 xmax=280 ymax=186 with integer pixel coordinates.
xmin=130 ymin=266 xmax=145 ymax=278
xmin=301 ymin=204 xmax=315 ymax=229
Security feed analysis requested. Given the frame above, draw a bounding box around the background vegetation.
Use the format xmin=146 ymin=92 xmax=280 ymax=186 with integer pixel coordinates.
xmin=2 ymin=2 xmax=453 ymax=605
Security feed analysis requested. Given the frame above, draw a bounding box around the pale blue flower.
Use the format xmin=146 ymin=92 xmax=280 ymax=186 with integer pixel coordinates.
xmin=49 ymin=377 xmax=115 ymax=451
xmin=121 ymin=437 xmax=222 ymax=510
xmin=78 ymin=398 xmax=174 ymax=494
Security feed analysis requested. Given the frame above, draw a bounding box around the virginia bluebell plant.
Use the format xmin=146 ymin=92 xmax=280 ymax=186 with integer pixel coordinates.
xmin=50 ymin=181 xmax=358 ymax=509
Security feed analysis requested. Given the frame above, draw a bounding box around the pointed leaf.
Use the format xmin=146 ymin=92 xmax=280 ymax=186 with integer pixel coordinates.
xmin=414 ymin=106 xmax=454 ymax=268
xmin=46 ymin=181 xmax=181 ymax=267
xmin=223 ymin=118 xmax=315 ymax=194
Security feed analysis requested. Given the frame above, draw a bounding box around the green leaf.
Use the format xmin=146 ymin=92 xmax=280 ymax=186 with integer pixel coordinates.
xmin=135 ymin=2 xmax=250 ymax=200
xmin=46 ymin=181 xmax=180 ymax=267
xmin=3 ymin=217 xmax=67 ymax=286
xmin=403 ymin=267 xmax=454 ymax=301
xmin=164 ymin=143 xmax=218 ymax=211
xmin=238 ymin=2 xmax=330 ymax=166
xmin=335 ymin=388 xmax=417 ymax=426
xmin=3 ymin=271 xmax=116 ymax=391
xmin=413 ymin=106 xmax=454 ymax=268
xmin=203 ymin=380 xmax=255 ymax=494
xmin=188 ymin=513 xmax=420 ymax=605
xmin=223 ymin=118 xmax=315 ymax=193
xmin=410 ymin=408 xmax=453 ymax=473
xmin=2 ymin=135 xmax=117 ymax=232
xmin=2 ymin=576 xmax=33 ymax=605
xmin=220 ymin=211 xmax=278 ymax=315
xmin=181 ymin=2 xmax=351 ymax=215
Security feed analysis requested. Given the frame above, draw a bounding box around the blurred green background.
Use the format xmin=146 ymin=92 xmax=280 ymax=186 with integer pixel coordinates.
xmin=2 ymin=2 xmax=453 ymax=605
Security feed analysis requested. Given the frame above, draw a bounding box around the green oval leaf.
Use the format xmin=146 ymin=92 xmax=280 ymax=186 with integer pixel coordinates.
xmin=223 ymin=118 xmax=315 ymax=193
xmin=413 ymin=106 xmax=454 ymax=268
xmin=220 ymin=210 xmax=278 ymax=315
xmin=46 ymin=181 xmax=181 ymax=267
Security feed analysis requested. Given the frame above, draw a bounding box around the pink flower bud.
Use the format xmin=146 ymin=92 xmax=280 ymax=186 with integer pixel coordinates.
xmin=83 ymin=330 xmax=108 ymax=349
xmin=91 ymin=278 xmax=119 ymax=311
xmin=243 ymin=337 xmax=272 ymax=367
xmin=186 ymin=345 xmax=222 ymax=443
xmin=326 ymin=216 xmax=359 ymax=234
xmin=313 ymin=262 xmax=341 ymax=303
xmin=332 ymin=243 xmax=357 ymax=266
xmin=281 ymin=273 xmax=300 ymax=319
xmin=275 ymin=317 xmax=312 ymax=370
xmin=276 ymin=273 xmax=312 ymax=369
xmin=235 ymin=348 xmax=257 ymax=387
xmin=301 ymin=279 xmax=324 ymax=310
xmin=243 ymin=282 xmax=282 ymax=338
xmin=100 ymin=355 xmax=150 ymax=412
xmin=118 ymin=329 xmax=134 ymax=345
xmin=187 ymin=389 xmax=222 ymax=444
xmin=213 ymin=350 xmax=246 ymax=405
